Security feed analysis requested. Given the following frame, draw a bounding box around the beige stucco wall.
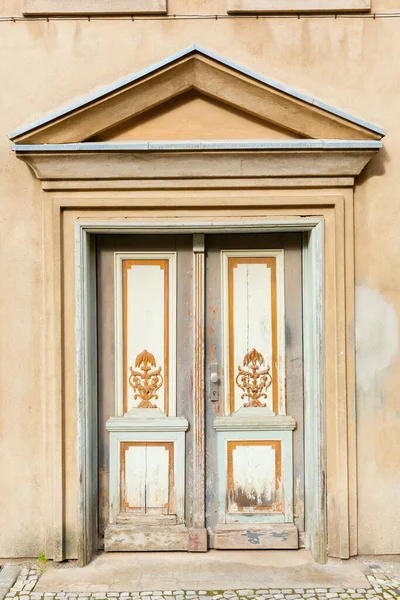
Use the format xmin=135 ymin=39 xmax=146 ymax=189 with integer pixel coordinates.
xmin=0 ymin=0 xmax=399 ymax=558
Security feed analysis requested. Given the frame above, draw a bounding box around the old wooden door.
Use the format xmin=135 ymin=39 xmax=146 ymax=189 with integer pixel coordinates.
xmin=97 ymin=233 xmax=303 ymax=551
xmin=204 ymin=234 xmax=304 ymax=549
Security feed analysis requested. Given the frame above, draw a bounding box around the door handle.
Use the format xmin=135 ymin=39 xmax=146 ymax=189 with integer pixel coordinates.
xmin=210 ymin=362 xmax=220 ymax=401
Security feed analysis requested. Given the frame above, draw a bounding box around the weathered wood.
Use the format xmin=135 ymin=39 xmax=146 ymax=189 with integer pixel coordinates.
xmin=284 ymin=235 xmax=305 ymax=540
xmin=188 ymin=528 xmax=208 ymax=552
xmin=104 ymin=524 xmax=189 ymax=552
xmin=192 ymin=235 xmax=206 ymax=532
xmin=214 ymin=523 xmax=298 ymax=549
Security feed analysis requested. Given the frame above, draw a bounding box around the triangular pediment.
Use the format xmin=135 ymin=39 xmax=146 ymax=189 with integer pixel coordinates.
xmin=90 ymin=90 xmax=300 ymax=142
xmin=9 ymin=45 xmax=384 ymax=144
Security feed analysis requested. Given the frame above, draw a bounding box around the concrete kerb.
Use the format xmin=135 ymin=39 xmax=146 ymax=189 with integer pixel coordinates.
xmin=0 ymin=566 xmax=22 ymax=600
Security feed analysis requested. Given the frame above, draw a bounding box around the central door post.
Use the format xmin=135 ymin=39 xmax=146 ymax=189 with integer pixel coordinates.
xmin=189 ymin=234 xmax=207 ymax=551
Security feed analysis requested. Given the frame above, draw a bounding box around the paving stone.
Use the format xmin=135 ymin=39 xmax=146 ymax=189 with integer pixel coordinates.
xmin=23 ymin=583 xmax=37 ymax=592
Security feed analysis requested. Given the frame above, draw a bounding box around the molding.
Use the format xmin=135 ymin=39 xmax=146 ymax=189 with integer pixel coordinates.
xmin=107 ymin=429 xmax=186 ymax=525
xmin=214 ymin=414 xmax=297 ymax=431
xmin=227 ymin=0 xmax=370 ymax=12
xmin=216 ymin=429 xmax=295 ymax=524
xmin=8 ymin=46 xmax=384 ymax=142
xmin=114 ymin=252 xmax=177 ymax=417
xmin=106 ymin=416 xmax=189 ymax=432
xmin=74 ymin=215 xmax=327 ymax=563
xmin=41 ymin=177 xmax=355 ymax=190
xmin=221 ymin=250 xmax=286 ymax=415
xmin=12 ymin=140 xmax=382 ymax=151
xmin=22 ymin=0 xmax=167 ymax=15
xmin=14 ymin=147 xmax=379 ymax=181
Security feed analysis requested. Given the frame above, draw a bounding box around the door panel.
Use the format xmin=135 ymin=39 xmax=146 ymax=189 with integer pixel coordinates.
xmin=97 ymin=235 xmax=196 ymax=550
xmin=205 ymin=234 xmax=303 ymax=548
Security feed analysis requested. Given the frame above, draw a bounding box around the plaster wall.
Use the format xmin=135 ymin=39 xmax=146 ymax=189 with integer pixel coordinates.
xmin=0 ymin=0 xmax=399 ymax=558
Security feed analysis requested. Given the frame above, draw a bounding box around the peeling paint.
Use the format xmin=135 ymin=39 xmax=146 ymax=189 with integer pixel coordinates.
xmin=244 ymin=529 xmax=261 ymax=544
xmin=271 ymin=530 xmax=289 ymax=541
xmin=294 ymin=474 xmax=303 ymax=522
xmin=208 ymin=305 xmax=217 ymax=362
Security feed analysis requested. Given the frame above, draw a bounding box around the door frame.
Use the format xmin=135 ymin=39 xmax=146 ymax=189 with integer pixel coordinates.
xmin=75 ymin=217 xmax=325 ymax=565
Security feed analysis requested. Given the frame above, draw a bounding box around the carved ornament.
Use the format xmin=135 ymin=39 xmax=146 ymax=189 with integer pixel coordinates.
xmin=128 ymin=350 xmax=163 ymax=409
xmin=236 ymin=348 xmax=272 ymax=408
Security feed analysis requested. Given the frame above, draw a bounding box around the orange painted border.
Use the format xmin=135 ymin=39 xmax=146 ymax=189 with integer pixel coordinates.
xmin=228 ymin=257 xmax=278 ymax=414
xmin=122 ymin=259 xmax=169 ymax=414
xmin=120 ymin=441 xmax=174 ymax=513
xmin=227 ymin=440 xmax=282 ymax=513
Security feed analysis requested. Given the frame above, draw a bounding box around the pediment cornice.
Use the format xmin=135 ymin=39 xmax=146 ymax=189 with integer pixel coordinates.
xmin=9 ymin=45 xmax=384 ymax=145
xmin=9 ymin=46 xmax=384 ymax=184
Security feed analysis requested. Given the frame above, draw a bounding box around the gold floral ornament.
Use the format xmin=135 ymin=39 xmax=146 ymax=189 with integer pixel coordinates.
xmin=236 ymin=348 xmax=272 ymax=407
xmin=129 ymin=350 xmax=163 ymax=408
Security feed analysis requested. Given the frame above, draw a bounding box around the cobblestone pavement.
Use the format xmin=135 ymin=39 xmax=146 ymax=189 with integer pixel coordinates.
xmin=3 ymin=565 xmax=400 ymax=600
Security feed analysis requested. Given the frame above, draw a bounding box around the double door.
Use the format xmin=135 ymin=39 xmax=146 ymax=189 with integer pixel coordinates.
xmin=97 ymin=233 xmax=304 ymax=551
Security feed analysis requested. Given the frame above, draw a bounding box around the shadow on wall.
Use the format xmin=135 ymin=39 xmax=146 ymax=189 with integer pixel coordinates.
xmin=358 ymin=145 xmax=389 ymax=185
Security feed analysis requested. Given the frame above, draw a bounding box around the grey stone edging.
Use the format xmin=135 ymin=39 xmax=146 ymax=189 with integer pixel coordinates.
xmin=0 ymin=566 xmax=22 ymax=600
